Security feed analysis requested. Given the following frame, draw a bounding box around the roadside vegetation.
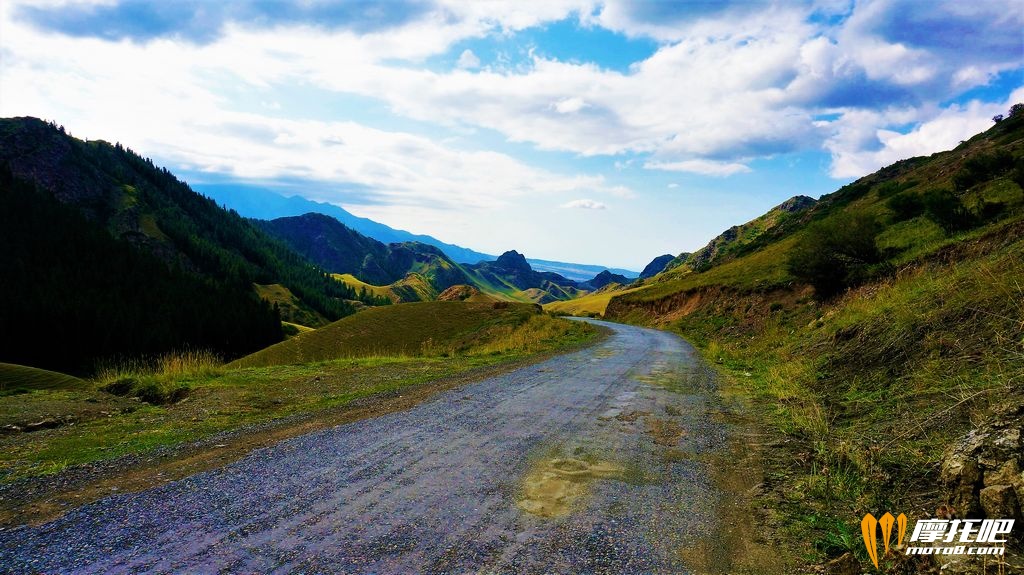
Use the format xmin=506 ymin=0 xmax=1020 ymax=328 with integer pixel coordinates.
xmin=0 ymin=303 xmax=596 ymax=486
xmin=603 ymin=109 xmax=1024 ymax=568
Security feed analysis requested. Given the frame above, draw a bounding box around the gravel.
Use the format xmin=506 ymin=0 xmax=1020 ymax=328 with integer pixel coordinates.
xmin=0 ymin=319 xmax=728 ymax=574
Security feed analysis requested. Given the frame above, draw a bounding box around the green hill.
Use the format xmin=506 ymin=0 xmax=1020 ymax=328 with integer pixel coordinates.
xmin=0 ymin=117 xmax=388 ymax=372
xmin=228 ymin=301 xmax=543 ymax=369
xmin=0 ymin=363 xmax=86 ymax=395
xmin=601 ymin=107 xmax=1024 ymax=563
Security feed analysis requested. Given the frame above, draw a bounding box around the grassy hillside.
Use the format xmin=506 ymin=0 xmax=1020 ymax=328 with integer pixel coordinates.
xmin=544 ymin=285 xmax=643 ymax=317
xmin=603 ymin=110 xmax=1024 ymax=567
xmin=229 ymin=301 xmax=554 ymax=368
xmin=0 ymin=117 xmax=392 ymax=372
xmin=0 ymin=363 xmax=87 ymax=394
xmin=254 ymin=284 xmax=330 ymax=328
xmin=334 ymin=263 xmax=574 ymax=305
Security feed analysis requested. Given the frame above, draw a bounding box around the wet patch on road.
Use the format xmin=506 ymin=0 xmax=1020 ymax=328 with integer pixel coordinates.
xmin=517 ymin=457 xmax=622 ymax=518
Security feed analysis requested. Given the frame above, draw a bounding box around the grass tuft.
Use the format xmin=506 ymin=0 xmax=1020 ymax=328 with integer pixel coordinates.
xmin=96 ymin=350 xmax=222 ymax=405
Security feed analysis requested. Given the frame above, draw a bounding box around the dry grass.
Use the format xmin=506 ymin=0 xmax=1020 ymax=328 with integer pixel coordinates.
xmin=544 ymin=286 xmax=643 ymax=317
xmin=232 ymin=302 xmax=596 ymax=368
xmin=96 ymin=349 xmax=222 ymax=384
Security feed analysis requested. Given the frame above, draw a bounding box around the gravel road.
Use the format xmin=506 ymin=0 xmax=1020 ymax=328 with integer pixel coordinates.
xmin=0 ymin=319 xmax=729 ymax=574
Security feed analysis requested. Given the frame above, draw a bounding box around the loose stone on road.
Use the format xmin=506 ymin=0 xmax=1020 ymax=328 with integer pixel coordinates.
xmin=0 ymin=319 xmax=730 ymax=574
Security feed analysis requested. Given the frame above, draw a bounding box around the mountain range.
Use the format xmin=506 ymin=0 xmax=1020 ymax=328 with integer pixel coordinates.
xmin=254 ymin=212 xmax=603 ymax=305
xmin=198 ymin=184 xmax=638 ymax=281
xmin=0 ymin=114 xmax=632 ymax=372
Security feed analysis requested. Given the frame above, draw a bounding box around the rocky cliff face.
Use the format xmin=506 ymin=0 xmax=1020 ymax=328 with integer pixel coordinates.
xmin=932 ymin=399 xmax=1024 ymax=573
xmin=941 ymin=400 xmax=1024 ymax=523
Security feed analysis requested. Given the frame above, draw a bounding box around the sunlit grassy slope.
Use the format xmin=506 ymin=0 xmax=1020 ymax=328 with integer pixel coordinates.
xmin=332 ymin=273 xmax=399 ymax=301
xmin=544 ymin=285 xmax=643 ymax=317
xmin=228 ymin=301 xmax=546 ymax=368
xmin=254 ymin=283 xmax=330 ymax=328
xmin=602 ymin=112 xmax=1024 ymax=566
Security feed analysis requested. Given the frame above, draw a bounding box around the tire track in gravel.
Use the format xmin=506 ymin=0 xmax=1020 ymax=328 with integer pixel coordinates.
xmin=0 ymin=319 xmax=731 ymax=574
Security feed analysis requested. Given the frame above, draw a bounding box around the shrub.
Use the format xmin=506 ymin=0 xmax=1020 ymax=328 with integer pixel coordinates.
xmin=100 ymin=376 xmax=190 ymax=405
xmin=922 ymin=189 xmax=975 ymax=233
xmin=953 ymin=151 xmax=1014 ymax=192
xmin=886 ymin=192 xmax=925 ymax=221
xmin=787 ymin=212 xmax=883 ymax=299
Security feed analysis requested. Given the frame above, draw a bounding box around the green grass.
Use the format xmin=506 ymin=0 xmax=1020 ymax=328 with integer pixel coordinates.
xmin=623 ymin=236 xmax=798 ymax=304
xmin=0 ymin=313 xmax=596 ymax=483
xmin=0 ymin=357 xmax=484 ymax=481
xmin=646 ymin=230 xmax=1024 ymax=564
xmin=333 ymin=273 xmax=397 ymax=301
xmin=0 ymin=363 xmax=87 ymax=395
xmin=254 ymin=283 xmax=330 ymax=328
xmin=596 ymin=117 xmax=1024 ymax=567
xmin=228 ymin=301 xmax=547 ymax=369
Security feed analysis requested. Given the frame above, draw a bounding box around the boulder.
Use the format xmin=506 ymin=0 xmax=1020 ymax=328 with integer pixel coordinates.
xmin=979 ymin=484 xmax=1021 ymax=522
xmin=939 ymin=398 xmax=1024 ymax=520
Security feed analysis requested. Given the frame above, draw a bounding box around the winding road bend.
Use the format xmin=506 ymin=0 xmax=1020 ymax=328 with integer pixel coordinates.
xmin=1 ymin=319 xmax=730 ymax=574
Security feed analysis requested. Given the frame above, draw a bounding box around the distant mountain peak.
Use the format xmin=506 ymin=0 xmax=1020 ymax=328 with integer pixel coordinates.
xmin=639 ymin=254 xmax=675 ymax=279
xmin=584 ymin=269 xmax=630 ymax=290
xmin=495 ymin=250 xmax=531 ymax=273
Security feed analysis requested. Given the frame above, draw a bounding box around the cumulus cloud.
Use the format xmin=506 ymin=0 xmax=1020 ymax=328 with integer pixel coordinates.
xmin=561 ymin=199 xmax=607 ymax=210
xmin=2 ymin=0 xmax=1021 ymax=194
xmin=645 ymin=159 xmax=752 ymax=177
xmin=825 ymin=89 xmax=1024 ymax=178
xmin=554 ymin=97 xmax=586 ymax=114
xmin=456 ymin=49 xmax=480 ymax=69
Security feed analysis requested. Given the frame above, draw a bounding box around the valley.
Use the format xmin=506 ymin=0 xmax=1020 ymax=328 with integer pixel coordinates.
xmin=1 ymin=110 xmax=1022 ymax=573
xmin=2 ymin=3 xmax=1021 ymax=573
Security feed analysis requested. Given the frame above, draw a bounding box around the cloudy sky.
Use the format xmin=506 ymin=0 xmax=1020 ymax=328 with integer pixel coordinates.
xmin=1 ymin=1 xmax=1021 ymax=269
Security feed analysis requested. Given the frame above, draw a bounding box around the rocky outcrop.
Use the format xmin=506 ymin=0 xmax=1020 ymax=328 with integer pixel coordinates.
xmin=493 ymin=250 xmax=532 ymax=274
xmin=436 ymin=284 xmax=480 ymax=301
xmin=466 ymin=250 xmax=577 ymax=294
xmin=940 ymin=398 xmax=1023 ymax=525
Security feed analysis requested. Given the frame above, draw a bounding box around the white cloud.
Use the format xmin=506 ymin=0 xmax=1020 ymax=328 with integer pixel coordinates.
xmin=561 ymin=199 xmax=607 ymax=210
xmin=824 ymin=88 xmax=1024 ymax=178
xmin=456 ymin=49 xmax=480 ymax=69
xmin=667 ymin=183 xmax=679 ymax=188
xmin=645 ymin=159 xmax=752 ymax=177
xmin=1 ymin=0 xmax=1021 ymax=205
xmin=553 ymin=96 xmax=586 ymax=114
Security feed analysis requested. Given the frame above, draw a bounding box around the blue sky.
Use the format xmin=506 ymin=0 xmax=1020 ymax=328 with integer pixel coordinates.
xmin=1 ymin=1 xmax=1021 ymax=269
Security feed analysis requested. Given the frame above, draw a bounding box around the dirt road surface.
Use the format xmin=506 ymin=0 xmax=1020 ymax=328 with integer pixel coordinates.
xmin=0 ymin=319 xmax=732 ymax=574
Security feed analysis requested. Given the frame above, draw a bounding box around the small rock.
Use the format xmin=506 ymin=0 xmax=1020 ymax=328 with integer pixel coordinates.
xmin=984 ymin=458 xmax=1024 ymax=493
xmin=23 ymin=418 xmax=60 ymax=432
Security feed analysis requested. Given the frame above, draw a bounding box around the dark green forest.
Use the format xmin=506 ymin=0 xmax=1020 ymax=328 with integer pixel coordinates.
xmin=0 ymin=117 xmax=388 ymax=373
xmin=0 ymin=165 xmax=282 ymax=372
